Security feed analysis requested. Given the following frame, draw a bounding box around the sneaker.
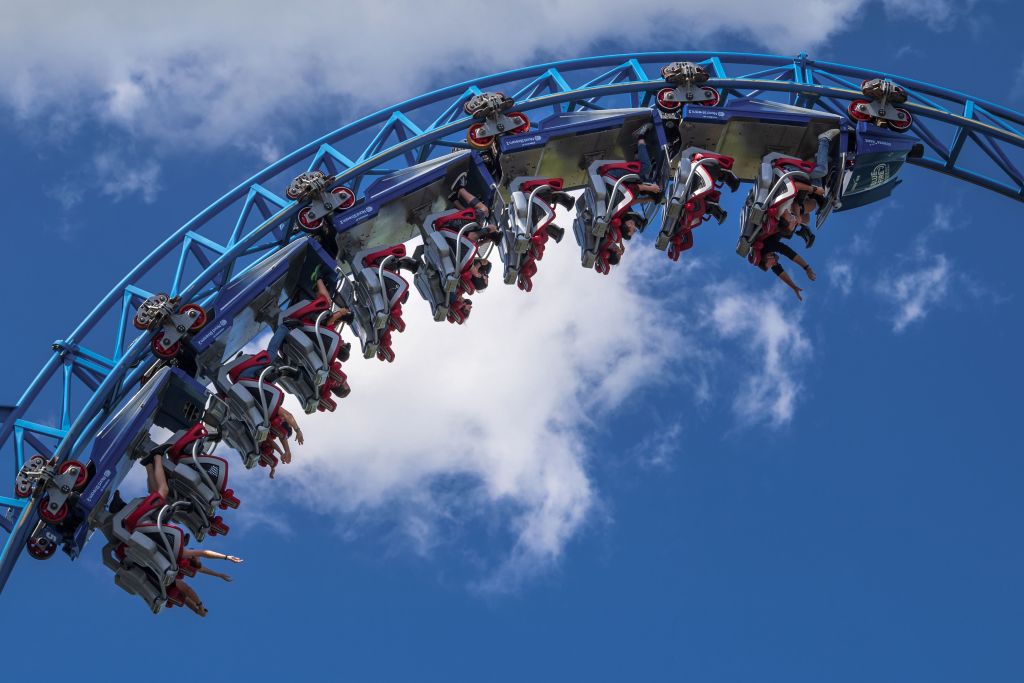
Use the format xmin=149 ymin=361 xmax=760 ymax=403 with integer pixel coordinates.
xmin=723 ymin=171 xmax=741 ymax=192
xmin=631 ymin=122 xmax=653 ymax=140
xmin=707 ymin=204 xmax=728 ymax=224
xmin=447 ymin=172 xmax=469 ymax=203
xmin=819 ymin=128 xmax=840 ymax=144
xmin=396 ymin=256 xmax=421 ymax=273
xmin=552 ymin=192 xmax=576 ymax=212
xmin=110 ymin=490 xmax=127 ymax=515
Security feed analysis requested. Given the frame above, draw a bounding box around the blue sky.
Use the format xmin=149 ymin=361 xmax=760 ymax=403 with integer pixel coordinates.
xmin=2 ymin=1 xmax=1024 ymax=681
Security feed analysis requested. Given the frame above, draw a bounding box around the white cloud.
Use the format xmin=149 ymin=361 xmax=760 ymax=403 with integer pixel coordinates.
xmin=0 ymin=0 xmax=870 ymax=153
xmin=893 ymin=44 xmax=922 ymax=60
xmin=250 ymin=137 xmax=282 ymax=166
xmin=629 ymin=421 xmax=684 ymax=470
xmin=881 ymin=0 xmax=965 ymax=31
xmin=929 ymin=201 xmax=958 ymax=232
xmin=876 ymin=253 xmax=950 ymax=332
xmin=48 ymin=184 xmax=85 ymax=211
xmin=705 ymin=282 xmax=811 ymax=426
xmin=93 ymin=151 xmax=161 ymax=203
xmin=829 ymin=262 xmax=854 ymax=295
xmin=105 ymin=79 xmax=147 ymax=124
xmin=259 ymin=231 xmax=683 ymax=590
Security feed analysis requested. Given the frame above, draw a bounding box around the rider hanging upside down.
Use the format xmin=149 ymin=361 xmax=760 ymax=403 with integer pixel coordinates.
xmin=777 ymin=180 xmax=827 ymax=249
xmin=174 ymin=548 xmax=244 ymax=617
xmin=448 ymin=174 xmax=503 ymax=245
xmin=599 ymin=163 xmax=659 ymax=273
xmin=267 ymin=275 xmax=354 ymax=404
xmin=314 ymin=277 xmax=355 ymax=328
xmin=784 ymin=128 xmax=841 ymax=246
xmin=423 ymin=184 xmax=499 ymax=295
xmin=604 ymin=211 xmax=645 ymax=267
xmin=467 ymin=257 xmax=491 ymax=292
xmin=107 ymin=487 xmax=245 ymax=617
xmin=261 ymin=405 xmax=304 ymax=479
xmin=448 ymin=296 xmax=473 ymax=324
xmin=630 ymin=123 xmax=665 ymax=199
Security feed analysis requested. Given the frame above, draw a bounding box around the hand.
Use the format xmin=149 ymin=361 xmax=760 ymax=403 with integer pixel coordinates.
xmin=805 ymin=267 xmax=816 ymax=282
xmin=218 ymin=574 xmax=233 ymax=582
xmin=296 ymin=431 xmax=304 ymax=445
xmin=226 ymin=555 xmax=243 ymax=564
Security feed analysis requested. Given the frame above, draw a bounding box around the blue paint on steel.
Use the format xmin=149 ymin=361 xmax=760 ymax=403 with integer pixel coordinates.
xmin=500 ymin=107 xmax=657 ymax=152
xmin=332 ymin=152 xmax=477 ymax=233
xmin=3 ymin=51 xmax=1024 ymax=593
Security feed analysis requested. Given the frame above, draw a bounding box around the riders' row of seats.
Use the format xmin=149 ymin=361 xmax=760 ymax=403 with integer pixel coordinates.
xmin=98 ymin=423 xmax=238 ymax=612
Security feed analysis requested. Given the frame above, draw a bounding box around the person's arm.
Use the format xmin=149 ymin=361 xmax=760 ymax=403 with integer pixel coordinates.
xmin=775 ymin=242 xmax=817 ymax=282
xmin=773 ymin=266 xmax=804 ymax=301
xmin=280 ymin=408 xmax=303 ymax=444
xmin=183 ymin=548 xmax=244 ymax=563
xmin=196 ymin=565 xmax=233 ymax=582
xmin=791 ymin=255 xmax=816 ymax=281
xmin=792 ymin=180 xmax=824 ymax=198
xmin=458 ymin=189 xmax=491 ymax=219
xmin=278 ymin=406 xmax=293 ymax=426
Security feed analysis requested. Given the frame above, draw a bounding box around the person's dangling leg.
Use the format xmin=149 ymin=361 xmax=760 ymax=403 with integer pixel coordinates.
xmin=176 ymin=579 xmax=207 ymax=617
xmin=144 ymin=456 xmax=169 ymax=499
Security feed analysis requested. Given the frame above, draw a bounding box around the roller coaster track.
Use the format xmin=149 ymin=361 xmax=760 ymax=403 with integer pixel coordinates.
xmin=3 ymin=50 xmax=1023 ymax=593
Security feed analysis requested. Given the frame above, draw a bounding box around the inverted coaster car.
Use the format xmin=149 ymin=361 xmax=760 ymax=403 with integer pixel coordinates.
xmin=497 ymin=176 xmax=573 ymax=291
xmin=655 ymin=147 xmax=739 ymax=261
xmin=736 ymin=153 xmax=817 ymax=266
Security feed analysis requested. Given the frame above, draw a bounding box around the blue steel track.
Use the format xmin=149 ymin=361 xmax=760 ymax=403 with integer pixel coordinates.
xmin=3 ymin=51 xmax=1023 ymax=593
